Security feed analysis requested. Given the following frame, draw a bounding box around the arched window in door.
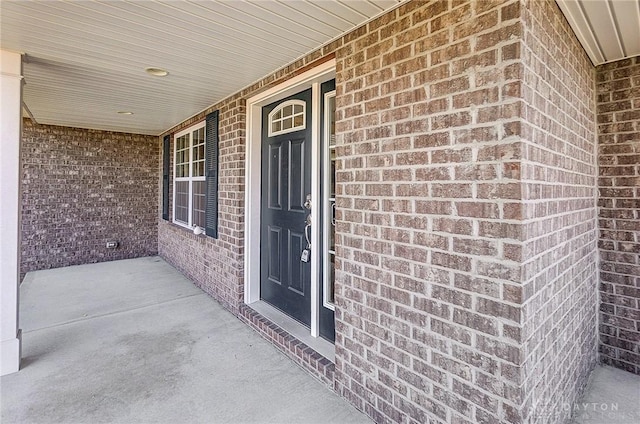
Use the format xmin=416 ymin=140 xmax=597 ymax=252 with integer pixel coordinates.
xmin=268 ymin=100 xmax=306 ymax=136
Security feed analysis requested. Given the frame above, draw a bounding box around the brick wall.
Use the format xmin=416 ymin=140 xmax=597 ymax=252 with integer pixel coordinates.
xmin=596 ymin=56 xmax=640 ymax=375
xmin=158 ymin=97 xmax=247 ymax=312
xmin=157 ymin=1 xmax=607 ymax=423
xmin=518 ymin=0 xmax=599 ymax=422
xmin=21 ymin=119 xmax=159 ymax=274
xmin=333 ymin=1 xmax=529 ymax=422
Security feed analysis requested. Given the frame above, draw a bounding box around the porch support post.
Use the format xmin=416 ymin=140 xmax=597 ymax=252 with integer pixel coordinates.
xmin=0 ymin=49 xmax=23 ymax=375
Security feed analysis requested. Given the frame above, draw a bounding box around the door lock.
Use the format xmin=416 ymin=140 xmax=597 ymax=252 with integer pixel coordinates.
xmin=304 ymin=194 xmax=312 ymax=210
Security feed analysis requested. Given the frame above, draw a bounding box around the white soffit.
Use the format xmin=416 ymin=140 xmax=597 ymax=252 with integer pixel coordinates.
xmin=0 ymin=0 xmax=403 ymax=135
xmin=557 ymin=0 xmax=640 ymax=65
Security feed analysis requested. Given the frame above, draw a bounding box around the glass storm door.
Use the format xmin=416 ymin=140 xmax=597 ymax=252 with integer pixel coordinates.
xmin=319 ymin=80 xmax=336 ymax=341
xmin=260 ymin=89 xmax=312 ymax=327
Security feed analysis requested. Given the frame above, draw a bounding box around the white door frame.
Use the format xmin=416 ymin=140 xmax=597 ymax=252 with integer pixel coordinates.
xmin=244 ymin=59 xmax=335 ymax=338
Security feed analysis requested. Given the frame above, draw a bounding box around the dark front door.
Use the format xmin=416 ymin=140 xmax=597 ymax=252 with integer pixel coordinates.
xmin=260 ymin=89 xmax=312 ymax=326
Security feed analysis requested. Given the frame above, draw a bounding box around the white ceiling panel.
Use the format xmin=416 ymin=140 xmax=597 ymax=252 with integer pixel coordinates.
xmin=2 ymin=0 xmax=638 ymax=136
xmin=557 ymin=0 xmax=640 ymax=65
xmin=611 ymin=0 xmax=640 ymax=56
xmin=580 ymin=0 xmax=624 ymax=60
xmin=1 ymin=0 xmax=403 ymax=135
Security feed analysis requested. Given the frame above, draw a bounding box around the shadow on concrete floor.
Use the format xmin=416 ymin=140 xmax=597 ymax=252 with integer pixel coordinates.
xmin=1 ymin=257 xmax=371 ymax=424
xmin=4 ymin=256 xmax=639 ymax=424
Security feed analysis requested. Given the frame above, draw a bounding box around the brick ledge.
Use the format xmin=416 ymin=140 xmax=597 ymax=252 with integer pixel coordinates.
xmin=238 ymin=304 xmax=335 ymax=388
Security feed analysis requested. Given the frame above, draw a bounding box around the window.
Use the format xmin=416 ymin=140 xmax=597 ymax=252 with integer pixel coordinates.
xmin=173 ymin=122 xmax=206 ymax=229
xmin=268 ymin=100 xmax=306 ymax=136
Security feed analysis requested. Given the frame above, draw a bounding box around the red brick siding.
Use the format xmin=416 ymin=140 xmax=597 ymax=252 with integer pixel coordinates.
xmin=518 ymin=0 xmax=599 ymax=422
xmin=596 ymin=56 xmax=640 ymax=375
xmin=20 ymin=119 xmax=159 ymax=275
xmin=158 ymin=98 xmax=247 ymax=313
xmin=157 ymin=1 xmax=609 ymax=423
xmin=334 ymin=1 xmax=527 ymax=422
xmin=238 ymin=305 xmax=335 ymax=387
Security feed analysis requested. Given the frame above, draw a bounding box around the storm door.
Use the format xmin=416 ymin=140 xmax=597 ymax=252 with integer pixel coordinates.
xmin=260 ymin=89 xmax=312 ymax=326
xmin=319 ymin=80 xmax=336 ymax=341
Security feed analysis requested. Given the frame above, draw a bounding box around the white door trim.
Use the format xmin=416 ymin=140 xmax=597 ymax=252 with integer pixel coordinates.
xmin=244 ymin=59 xmax=335 ymax=339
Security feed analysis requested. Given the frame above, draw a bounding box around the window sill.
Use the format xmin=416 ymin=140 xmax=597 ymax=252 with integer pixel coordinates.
xmin=160 ymin=219 xmax=208 ymax=240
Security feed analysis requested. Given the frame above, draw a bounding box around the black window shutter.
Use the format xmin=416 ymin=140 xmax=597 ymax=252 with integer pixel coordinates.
xmin=205 ymin=111 xmax=219 ymax=238
xmin=162 ymin=134 xmax=170 ymax=221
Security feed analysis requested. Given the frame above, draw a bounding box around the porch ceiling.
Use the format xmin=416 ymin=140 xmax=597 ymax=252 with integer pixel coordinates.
xmin=0 ymin=0 xmax=403 ymax=135
xmin=557 ymin=0 xmax=640 ymax=66
xmin=1 ymin=1 xmax=639 ymax=137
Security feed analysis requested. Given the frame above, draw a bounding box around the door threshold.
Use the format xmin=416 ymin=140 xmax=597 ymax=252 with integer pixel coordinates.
xmin=248 ymin=301 xmax=335 ymax=362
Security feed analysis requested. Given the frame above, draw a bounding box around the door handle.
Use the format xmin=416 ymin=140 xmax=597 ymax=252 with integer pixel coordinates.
xmin=331 ymin=202 xmax=336 ymax=226
xmin=305 ymin=214 xmax=311 ymax=248
xmin=304 ymin=223 xmax=311 ymax=248
xmin=301 ymin=219 xmax=312 ymax=263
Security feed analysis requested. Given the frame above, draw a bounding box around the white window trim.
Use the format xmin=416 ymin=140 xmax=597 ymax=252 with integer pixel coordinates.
xmin=267 ymin=99 xmax=307 ymax=137
xmin=172 ymin=121 xmax=206 ymax=230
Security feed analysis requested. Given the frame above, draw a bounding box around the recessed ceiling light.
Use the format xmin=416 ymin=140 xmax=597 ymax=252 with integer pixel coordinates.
xmin=145 ymin=67 xmax=169 ymax=77
xmin=117 ymin=111 xmax=134 ymax=115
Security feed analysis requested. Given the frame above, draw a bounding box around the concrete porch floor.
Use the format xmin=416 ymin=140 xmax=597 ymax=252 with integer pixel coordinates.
xmin=1 ymin=257 xmax=371 ymax=424
xmin=1 ymin=256 xmax=638 ymax=424
xmin=570 ymin=365 xmax=640 ymax=424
